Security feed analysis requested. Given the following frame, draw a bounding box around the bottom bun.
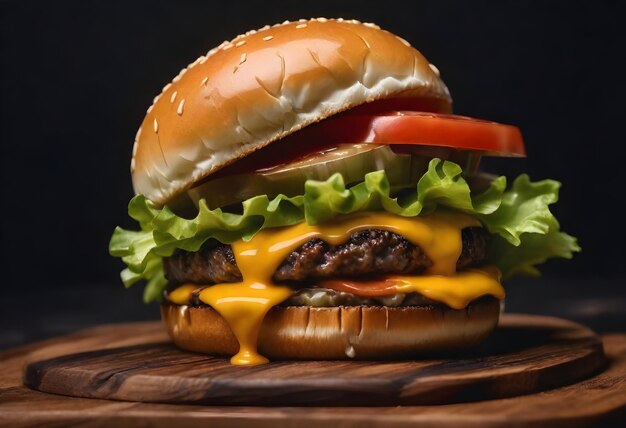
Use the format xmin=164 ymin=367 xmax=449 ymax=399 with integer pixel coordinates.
xmin=161 ymin=297 xmax=501 ymax=360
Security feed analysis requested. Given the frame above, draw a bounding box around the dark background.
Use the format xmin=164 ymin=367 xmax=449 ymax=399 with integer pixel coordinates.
xmin=1 ymin=0 xmax=625 ymax=348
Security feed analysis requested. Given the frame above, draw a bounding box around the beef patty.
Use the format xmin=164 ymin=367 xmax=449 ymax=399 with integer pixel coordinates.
xmin=164 ymin=227 xmax=488 ymax=286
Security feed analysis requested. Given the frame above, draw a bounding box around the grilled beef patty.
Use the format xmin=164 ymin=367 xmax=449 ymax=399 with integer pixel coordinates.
xmin=164 ymin=227 xmax=488 ymax=286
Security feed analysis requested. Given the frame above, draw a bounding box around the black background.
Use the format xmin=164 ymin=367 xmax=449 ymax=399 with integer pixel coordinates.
xmin=1 ymin=1 xmax=625 ymax=347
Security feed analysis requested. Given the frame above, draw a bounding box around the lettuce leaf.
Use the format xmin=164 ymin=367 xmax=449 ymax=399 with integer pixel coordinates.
xmin=109 ymin=159 xmax=579 ymax=302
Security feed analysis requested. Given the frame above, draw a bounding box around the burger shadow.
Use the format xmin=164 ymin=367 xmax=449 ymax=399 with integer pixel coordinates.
xmin=468 ymin=325 xmax=560 ymax=357
xmin=382 ymin=322 xmax=592 ymax=362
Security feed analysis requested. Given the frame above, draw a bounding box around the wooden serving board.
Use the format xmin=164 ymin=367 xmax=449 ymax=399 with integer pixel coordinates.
xmin=22 ymin=314 xmax=606 ymax=406
xmin=2 ymin=318 xmax=625 ymax=427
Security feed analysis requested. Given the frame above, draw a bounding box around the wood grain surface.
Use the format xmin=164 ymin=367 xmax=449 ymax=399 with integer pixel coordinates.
xmin=1 ymin=316 xmax=625 ymax=427
xmin=21 ymin=314 xmax=606 ymax=406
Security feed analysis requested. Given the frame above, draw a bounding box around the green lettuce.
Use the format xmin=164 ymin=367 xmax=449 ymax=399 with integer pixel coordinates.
xmin=109 ymin=159 xmax=579 ymax=302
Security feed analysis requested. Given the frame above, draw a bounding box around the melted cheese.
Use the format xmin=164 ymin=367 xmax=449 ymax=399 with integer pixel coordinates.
xmin=167 ymin=211 xmax=505 ymax=365
xmin=390 ymin=266 xmax=503 ymax=309
xmin=168 ymin=284 xmax=201 ymax=305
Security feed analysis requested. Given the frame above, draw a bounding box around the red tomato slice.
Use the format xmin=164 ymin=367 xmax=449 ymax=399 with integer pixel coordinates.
xmin=365 ymin=112 xmax=525 ymax=156
xmin=303 ymin=111 xmax=526 ymax=157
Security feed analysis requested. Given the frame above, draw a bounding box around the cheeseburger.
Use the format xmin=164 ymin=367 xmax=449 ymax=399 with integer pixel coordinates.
xmin=110 ymin=18 xmax=579 ymax=365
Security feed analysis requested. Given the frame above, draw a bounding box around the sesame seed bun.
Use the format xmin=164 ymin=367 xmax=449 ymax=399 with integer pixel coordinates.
xmin=131 ymin=18 xmax=452 ymax=205
xmin=161 ymin=298 xmax=500 ymax=360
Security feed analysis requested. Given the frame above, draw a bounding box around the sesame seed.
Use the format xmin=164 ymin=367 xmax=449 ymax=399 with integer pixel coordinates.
xmin=153 ymin=118 xmax=159 ymax=133
xmin=282 ymin=20 xmax=290 ymax=24
xmin=298 ymin=18 xmax=307 ymax=22
xmin=146 ymin=105 xmax=153 ymax=114
xmin=240 ymin=53 xmax=247 ymax=64
xmin=296 ymin=23 xmax=307 ymax=29
xmin=236 ymin=40 xmax=246 ymax=47
xmin=201 ymin=76 xmax=209 ymax=86
xmin=177 ymin=99 xmax=185 ymax=116
xmin=130 ymin=158 xmax=136 ymax=173
xmin=162 ymin=83 xmax=172 ymax=92
xmin=337 ymin=18 xmax=344 ymax=22
xmin=170 ymin=91 xmax=177 ymax=103
xmin=317 ymin=17 xmax=328 ymax=22
xmin=364 ymin=22 xmax=380 ymax=29
xmin=396 ymin=36 xmax=410 ymax=46
xmin=428 ymin=63 xmax=441 ymax=77
xmin=263 ymin=35 xmax=273 ymax=41
xmin=223 ymin=43 xmax=234 ymax=50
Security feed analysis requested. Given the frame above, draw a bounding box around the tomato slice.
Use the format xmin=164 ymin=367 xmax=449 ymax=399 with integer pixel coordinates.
xmin=365 ymin=112 xmax=525 ymax=156
xmin=316 ymin=278 xmax=400 ymax=297
xmin=300 ymin=112 xmax=526 ymax=157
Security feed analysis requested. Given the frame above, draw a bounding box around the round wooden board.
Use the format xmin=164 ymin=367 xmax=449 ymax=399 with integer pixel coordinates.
xmin=23 ymin=314 xmax=606 ymax=406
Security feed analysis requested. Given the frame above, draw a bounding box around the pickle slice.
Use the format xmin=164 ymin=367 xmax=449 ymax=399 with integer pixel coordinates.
xmin=187 ymin=144 xmax=429 ymax=209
